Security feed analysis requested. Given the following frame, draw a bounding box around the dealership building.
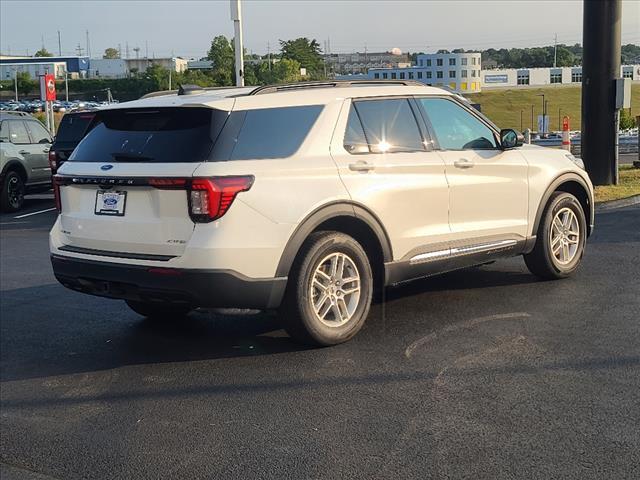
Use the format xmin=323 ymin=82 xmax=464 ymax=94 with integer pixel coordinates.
xmin=366 ymin=51 xmax=639 ymax=93
xmin=481 ymin=64 xmax=639 ymax=88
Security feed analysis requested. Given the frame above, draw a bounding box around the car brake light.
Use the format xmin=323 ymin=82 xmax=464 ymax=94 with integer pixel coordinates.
xmin=48 ymin=150 xmax=57 ymax=172
xmin=189 ymin=176 xmax=254 ymax=222
xmin=53 ymin=175 xmax=62 ymax=212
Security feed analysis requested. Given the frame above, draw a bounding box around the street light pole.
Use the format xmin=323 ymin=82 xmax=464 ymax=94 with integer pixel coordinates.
xmin=14 ymin=69 xmax=18 ymax=101
xmin=537 ymin=93 xmax=545 ymax=135
xmin=230 ymin=0 xmax=245 ymax=87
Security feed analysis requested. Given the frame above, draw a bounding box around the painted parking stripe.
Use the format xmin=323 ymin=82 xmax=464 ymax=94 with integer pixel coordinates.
xmin=13 ymin=207 xmax=56 ymax=219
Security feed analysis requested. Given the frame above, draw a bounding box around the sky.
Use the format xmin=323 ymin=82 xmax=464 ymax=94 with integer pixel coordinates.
xmin=1 ymin=0 xmax=639 ymax=59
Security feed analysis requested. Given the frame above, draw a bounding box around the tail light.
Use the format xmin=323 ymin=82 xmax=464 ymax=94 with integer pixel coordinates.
xmin=189 ymin=177 xmax=254 ymax=222
xmin=53 ymin=175 xmax=62 ymax=213
xmin=48 ymin=150 xmax=57 ymax=173
xmin=149 ymin=176 xmax=254 ymax=223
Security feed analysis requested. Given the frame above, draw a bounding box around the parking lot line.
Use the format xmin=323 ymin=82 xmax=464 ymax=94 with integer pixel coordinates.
xmin=13 ymin=208 xmax=56 ymax=219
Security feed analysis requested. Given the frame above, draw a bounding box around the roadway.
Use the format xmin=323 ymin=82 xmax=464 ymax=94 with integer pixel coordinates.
xmin=1 ymin=197 xmax=639 ymax=479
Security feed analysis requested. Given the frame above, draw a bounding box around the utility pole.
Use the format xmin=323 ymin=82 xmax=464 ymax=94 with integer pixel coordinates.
xmin=581 ymin=0 xmax=622 ymax=185
xmin=125 ymin=42 xmax=130 ymax=59
xmin=133 ymin=47 xmax=140 ymax=60
xmin=14 ymin=69 xmax=18 ymax=101
xmin=230 ymin=0 xmax=245 ymax=87
xmin=75 ymin=44 xmax=84 ymax=56
xmin=86 ymin=30 xmax=91 ymax=58
xmin=267 ymin=41 xmax=271 ymax=72
xmin=65 ymin=72 xmax=69 ymax=101
xmin=58 ymin=31 xmax=62 ymax=56
xmin=553 ymin=33 xmax=557 ymax=68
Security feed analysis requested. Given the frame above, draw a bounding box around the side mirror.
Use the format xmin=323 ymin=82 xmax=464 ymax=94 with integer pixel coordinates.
xmin=500 ymin=129 xmax=524 ymax=149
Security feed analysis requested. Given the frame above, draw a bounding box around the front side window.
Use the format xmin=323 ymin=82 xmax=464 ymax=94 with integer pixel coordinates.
xmin=419 ymin=97 xmax=497 ymax=150
xmin=353 ymin=98 xmax=424 ymax=153
xmin=8 ymin=121 xmax=30 ymax=145
xmin=25 ymin=121 xmax=52 ymax=144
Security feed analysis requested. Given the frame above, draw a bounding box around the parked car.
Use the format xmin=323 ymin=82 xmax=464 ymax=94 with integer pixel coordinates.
xmin=48 ymin=110 xmax=97 ymax=174
xmin=50 ymin=81 xmax=594 ymax=345
xmin=0 ymin=111 xmax=52 ymax=212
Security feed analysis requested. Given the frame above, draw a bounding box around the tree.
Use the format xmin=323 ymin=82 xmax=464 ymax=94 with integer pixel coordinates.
xmin=207 ymin=35 xmax=234 ymax=86
xmin=619 ymin=108 xmax=637 ymax=130
xmin=103 ymin=48 xmax=120 ymax=59
xmin=279 ymin=38 xmax=323 ymax=78
xmin=34 ymin=48 xmax=53 ymax=57
xmin=255 ymin=58 xmax=301 ymax=85
xmin=16 ymin=72 xmax=36 ymax=96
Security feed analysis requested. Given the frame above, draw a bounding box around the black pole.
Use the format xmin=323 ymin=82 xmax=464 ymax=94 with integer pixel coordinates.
xmin=581 ymin=0 xmax=621 ymax=185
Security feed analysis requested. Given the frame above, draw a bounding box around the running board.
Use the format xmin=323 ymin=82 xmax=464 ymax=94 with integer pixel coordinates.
xmin=385 ymin=238 xmax=526 ymax=285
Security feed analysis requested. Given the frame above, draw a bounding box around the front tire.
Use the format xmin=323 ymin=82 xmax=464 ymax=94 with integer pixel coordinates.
xmin=280 ymin=231 xmax=373 ymax=346
xmin=125 ymin=300 xmax=192 ymax=319
xmin=1 ymin=170 xmax=25 ymax=213
xmin=524 ymin=191 xmax=587 ymax=279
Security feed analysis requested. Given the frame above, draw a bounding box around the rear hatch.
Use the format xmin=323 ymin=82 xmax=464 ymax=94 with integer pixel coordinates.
xmin=56 ymin=107 xmax=224 ymax=259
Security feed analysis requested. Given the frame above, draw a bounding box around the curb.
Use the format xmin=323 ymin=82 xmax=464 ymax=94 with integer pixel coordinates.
xmin=595 ymin=194 xmax=640 ymax=212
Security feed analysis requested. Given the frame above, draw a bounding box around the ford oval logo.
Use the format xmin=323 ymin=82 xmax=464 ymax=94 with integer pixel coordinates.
xmin=104 ymin=197 xmax=118 ymax=206
xmin=101 ymin=164 xmax=114 ymax=171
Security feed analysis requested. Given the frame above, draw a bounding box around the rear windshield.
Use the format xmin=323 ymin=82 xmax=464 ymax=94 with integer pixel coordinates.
xmin=55 ymin=113 xmax=96 ymax=143
xmin=69 ymin=107 xmax=226 ymax=163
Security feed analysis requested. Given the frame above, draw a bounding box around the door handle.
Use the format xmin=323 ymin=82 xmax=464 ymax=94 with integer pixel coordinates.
xmin=18 ymin=150 xmax=29 ymax=155
xmin=348 ymin=161 xmax=375 ymax=172
xmin=453 ymin=158 xmax=474 ymax=169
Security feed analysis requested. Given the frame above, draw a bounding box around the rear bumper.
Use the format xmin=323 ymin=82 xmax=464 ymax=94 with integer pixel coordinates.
xmin=51 ymin=254 xmax=287 ymax=309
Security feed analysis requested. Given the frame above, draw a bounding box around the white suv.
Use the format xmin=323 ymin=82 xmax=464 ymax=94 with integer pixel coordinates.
xmin=50 ymin=81 xmax=594 ymax=345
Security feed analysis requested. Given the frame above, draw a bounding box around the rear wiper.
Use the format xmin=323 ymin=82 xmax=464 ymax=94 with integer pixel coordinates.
xmin=110 ymin=153 xmax=155 ymax=162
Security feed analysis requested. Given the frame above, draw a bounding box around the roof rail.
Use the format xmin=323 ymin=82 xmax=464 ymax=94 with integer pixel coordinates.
xmin=1 ymin=111 xmax=31 ymax=117
xmin=139 ymin=85 xmax=252 ymax=100
xmin=249 ymin=79 xmax=426 ymax=95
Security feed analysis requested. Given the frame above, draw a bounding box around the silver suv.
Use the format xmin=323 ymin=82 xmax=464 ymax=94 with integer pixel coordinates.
xmin=0 ymin=111 xmax=53 ymax=212
xmin=50 ymin=81 xmax=594 ymax=346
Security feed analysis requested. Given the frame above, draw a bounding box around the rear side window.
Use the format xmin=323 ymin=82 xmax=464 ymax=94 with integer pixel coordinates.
xmin=418 ymin=97 xmax=497 ymax=150
xmin=212 ymin=105 xmax=323 ymax=161
xmin=353 ymin=99 xmax=424 ymax=153
xmin=8 ymin=121 xmax=31 ymax=145
xmin=25 ymin=121 xmax=52 ymax=144
xmin=55 ymin=113 xmax=96 ymax=143
xmin=343 ymin=105 xmax=369 ymax=154
xmin=69 ymin=108 xmax=226 ymax=163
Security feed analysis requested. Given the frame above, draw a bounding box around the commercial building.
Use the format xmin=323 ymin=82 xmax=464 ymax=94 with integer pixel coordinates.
xmin=0 ymin=56 xmax=89 ymax=78
xmin=368 ymin=52 xmax=482 ymax=93
xmin=481 ymin=64 xmax=640 ymax=88
xmin=88 ymin=57 xmax=189 ymax=78
xmin=325 ymin=51 xmax=410 ymax=75
xmin=1 ymin=61 xmax=67 ymax=80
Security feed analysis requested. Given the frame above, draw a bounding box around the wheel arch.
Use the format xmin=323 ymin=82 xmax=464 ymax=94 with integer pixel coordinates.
xmin=275 ymin=202 xmax=393 ymax=287
xmin=532 ymin=173 xmax=594 ymax=239
xmin=1 ymin=160 xmax=28 ymax=183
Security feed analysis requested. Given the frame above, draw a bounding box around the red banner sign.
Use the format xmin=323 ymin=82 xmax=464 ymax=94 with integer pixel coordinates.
xmin=40 ymin=74 xmax=56 ymax=101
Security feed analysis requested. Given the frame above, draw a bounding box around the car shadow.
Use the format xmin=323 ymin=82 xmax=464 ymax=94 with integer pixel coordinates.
xmin=1 ymin=262 xmax=539 ymax=382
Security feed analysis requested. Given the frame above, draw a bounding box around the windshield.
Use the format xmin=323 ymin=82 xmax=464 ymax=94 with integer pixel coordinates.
xmin=55 ymin=113 xmax=96 ymax=143
xmin=69 ymin=107 xmax=227 ymax=163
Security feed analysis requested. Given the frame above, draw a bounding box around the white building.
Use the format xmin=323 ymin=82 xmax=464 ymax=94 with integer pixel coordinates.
xmin=88 ymin=57 xmax=189 ymax=78
xmin=482 ymin=64 xmax=640 ymax=88
xmin=1 ymin=61 xmax=67 ymax=80
xmin=367 ymin=52 xmax=482 ymax=93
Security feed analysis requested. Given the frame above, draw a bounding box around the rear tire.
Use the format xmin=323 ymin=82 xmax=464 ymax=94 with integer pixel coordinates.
xmin=280 ymin=231 xmax=373 ymax=346
xmin=125 ymin=300 xmax=192 ymax=319
xmin=1 ymin=170 xmax=25 ymax=213
xmin=524 ymin=191 xmax=587 ymax=280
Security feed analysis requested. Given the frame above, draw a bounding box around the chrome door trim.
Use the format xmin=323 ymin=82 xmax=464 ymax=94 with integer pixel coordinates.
xmin=409 ymin=239 xmax=518 ymax=265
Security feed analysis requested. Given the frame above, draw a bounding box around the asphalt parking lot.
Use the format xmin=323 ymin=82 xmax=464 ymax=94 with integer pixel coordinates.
xmin=1 ymin=196 xmax=639 ymax=480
